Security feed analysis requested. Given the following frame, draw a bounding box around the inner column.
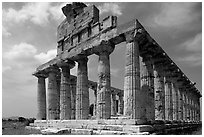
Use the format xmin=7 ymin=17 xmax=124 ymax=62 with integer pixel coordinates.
xmin=76 ymin=56 xmax=89 ymax=119
xmin=96 ymin=42 xmax=114 ymax=119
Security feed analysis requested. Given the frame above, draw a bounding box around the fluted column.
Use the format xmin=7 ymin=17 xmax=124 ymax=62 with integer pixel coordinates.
xmin=186 ymin=92 xmax=190 ymax=121
xmin=58 ymin=61 xmax=75 ymax=120
xmin=124 ymin=39 xmax=146 ymax=123
xmin=154 ymin=67 xmax=165 ymax=121
xmin=118 ymin=93 xmax=124 ymax=115
xmin=183 ymin=91 xmax=187 ymax=122
xmin=111 ymin=91 xmax=117 ymax=116
xmin=35 ymin=73 xmax=47 ymax=120
xmin=178 ymin=88 xmax=183 ymax=122
xmin=47 ymin=66 xmax=60 ymax=120
xmin=96 ymin=41 xmax=114 ymax=119
xmin=70 ymin=78 xmax=77 ymax=119
xmin=76 ymin=56 xmax=89 ymax=119
xmin=164 ymin=77 xmax=173 ymax=122
xmin=140 ymin=57 xmax=155 ymax=123
xmin=172 ymin=83 xmax=178 ymax=122
xmin=93 ymin=89 xmax=97 ymax=116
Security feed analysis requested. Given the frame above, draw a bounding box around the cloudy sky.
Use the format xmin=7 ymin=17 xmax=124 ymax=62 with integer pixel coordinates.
xmin=2 ymin=2 xmax=202 ymax=118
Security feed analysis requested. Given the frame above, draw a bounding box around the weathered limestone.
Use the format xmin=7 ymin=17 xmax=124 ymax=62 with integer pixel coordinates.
xmin=47 ymin=66 xmax=60 ymax=120
xmin=118 ymin=93 xmax=124 ymax=115
xmin=70 ymin=78 xmax=77 ymax=119
xmin=111 ymin=91 xmax=117 ymax=116
xmin=178 ymin=88 xmax=183 ymax=121
xmin=35 ymin=73 xmax=47 ymax=120
xmin=183 ymin=91 xmax=187 ymax=122
xmin=124 ymin=39 xmax=146 ymax=123
xmin=58 ymin=60 xmax=75 ymax=120
xmin=140 ymin=57 xmax=155 ymax=123
xmin=96 ymin=41 xmax=114 ymax=119
xmin=154 ymin=67 xmax=165 ymax=121
xmin=76 ymin=56 xmax=89 ymax=119
xmin=172 ymin=83 xmax=178 ymax=121
xmin=164 ymin=77 xmax=173 ymax=121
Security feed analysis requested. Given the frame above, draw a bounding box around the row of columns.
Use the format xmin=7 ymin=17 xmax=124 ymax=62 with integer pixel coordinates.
xmin=35 ymin=34 xmax=200 ymax=122
xmin=123 ymin=37 xmax=201 ymax=123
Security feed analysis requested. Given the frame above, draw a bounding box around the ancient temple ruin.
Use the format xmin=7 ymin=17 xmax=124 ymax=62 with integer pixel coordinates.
xmin=32 ymin=2 xmax=201 ymax=134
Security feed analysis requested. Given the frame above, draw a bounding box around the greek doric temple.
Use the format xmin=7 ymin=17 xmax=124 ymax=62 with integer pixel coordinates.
xmin=32 ymin=2 xmax=201 ymax=134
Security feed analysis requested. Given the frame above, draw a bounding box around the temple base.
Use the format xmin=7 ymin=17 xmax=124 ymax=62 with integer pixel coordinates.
xmin=28 ymin=119 xmax=201 ymax=135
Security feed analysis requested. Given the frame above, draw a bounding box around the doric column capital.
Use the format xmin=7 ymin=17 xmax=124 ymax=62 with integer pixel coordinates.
xmin=46 ymin=65 xmax=60 ymax=74
xmin=57 ymin=59 xmax=75 ymax=69
xmin=33 ymin=72 xmax=48 ymax=78
xmin=94 ymin=40 xmax=115 ymax=55
xmin=75 ymin=54 xmax=88 ymax=63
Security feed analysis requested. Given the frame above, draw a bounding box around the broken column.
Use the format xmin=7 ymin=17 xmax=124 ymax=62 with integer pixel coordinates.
xmin=34 ymin=73 xmax=47 ymax=120
xmin=164 ymin=77 xmax=173 ymax=122
xmin=58 ymin=60 xmax=75 ymax=120
xmin=95 ymin=41 xmax=114 ymax=119
xmin=140 ymin=57 xmax=155 ymax=123
xmin=154 ymin=66 xmax=165 ymax=121
xmin=47 ymin=66 xmax=60 ymax=120
xmin=76 ymin=55 xmax=89 ymax=119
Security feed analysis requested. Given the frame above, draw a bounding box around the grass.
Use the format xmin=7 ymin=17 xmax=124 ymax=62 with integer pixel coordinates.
xmin=2 ymin=120 xmax=41 ymax=135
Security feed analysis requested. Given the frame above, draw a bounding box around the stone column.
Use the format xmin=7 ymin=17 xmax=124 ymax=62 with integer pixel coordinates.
xmin=178 ymin=88 xmax=183 ymax=122
xmin=58 ymin=61 xmax=75 ymax=120
xmin=154 ymin=66 xmax=165 ymax=121
xmin=70 ymin=78 xmax=76 ymax=119
xmin=186 ymin=92 xmax=190 ymax=121
xmin=35 ymin=73 xmax=47 ymax=120
xmin=76 ymin=56 xmax=89 ymax=119
xmin=47 ymin=66 xmax=60 ymax=120
xmin=96 ymin=41 xmax=114 ymax=119
xmin=164 ymin=77 xmax=173 ymax=122
xmin=140 ymin=57 xmax=155 ymax=123
xmin=172 ymin=83 xmax=178 ymax=122
xmin=93 ymin=89 xmax=97 ymax=116
xmin=118 ymin=93 xmax=124 ymax=115
xmin=111 ymin=91 xmax=117 ymax=116
xmin=183 ymin=91 xmax=187 ymax=122
xmin=123 ymin=39 xmax=146 ymax=123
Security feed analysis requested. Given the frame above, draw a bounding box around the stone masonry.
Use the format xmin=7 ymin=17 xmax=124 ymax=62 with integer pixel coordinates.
xmin=32 ymin=2 xmax=201 ymax=134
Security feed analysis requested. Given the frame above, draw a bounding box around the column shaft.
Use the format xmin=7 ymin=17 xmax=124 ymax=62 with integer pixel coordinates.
xmin=47 ymin=68 xmax=60 ymax=120
xmin=178 ymin=88 xmax=183 ymax=121
xmin=164 ymin=78 xmax=173 ymax=121
xmin=37 ymin=76 xmax=46 ymax=120
xmin=118 ymin=94 xmax=124 ymax=115
xmin=97 ymin=53 xmax=111 ymax=119
xmin=124 ymin=41 xmax=146 ymax=123
xmin=141 ymin=58 xmax=155 ymax=122
xmin=60 ymin=66 xmax=71 ymax=120
xmin=154 ymin=68 xmax=165 ymax=121
xmin=70 ymin=79 xmax=76 ymax=119
xmin=111 ymin=92 xmax=117 ymax=116
xmin=172 ymin=83 xmax=178 ymax=121
xmin=76 ymin=57 xmax=89 ymax=119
